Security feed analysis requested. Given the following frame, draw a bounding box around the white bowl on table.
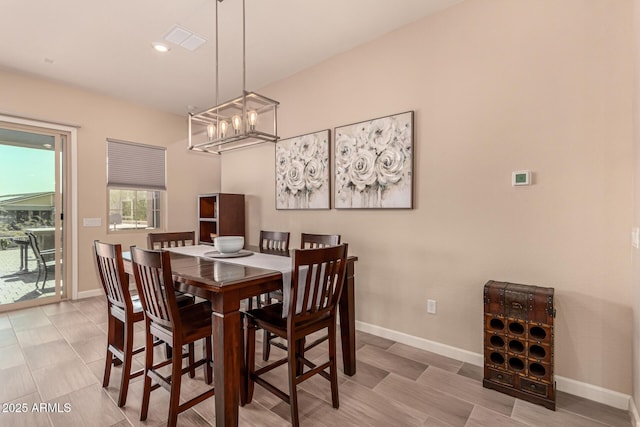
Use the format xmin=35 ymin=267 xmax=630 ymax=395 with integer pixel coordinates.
xmin=214 ymin=236 xmax=244 ymax=254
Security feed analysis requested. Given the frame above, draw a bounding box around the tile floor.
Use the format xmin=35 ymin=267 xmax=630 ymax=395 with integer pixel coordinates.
xmin=0 ymin=296 xmax=633 ymax=426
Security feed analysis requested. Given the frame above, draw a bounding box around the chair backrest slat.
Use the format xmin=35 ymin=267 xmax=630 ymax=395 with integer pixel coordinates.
xmin=259 ymin=230 xmax=290 ymax=252
xmin=93 ymin=240 xmax=132 ymax=312
xmin=147 ymin=231 xmax=196 ymax=250
xmin=300 ymin=233 xmax=341 ymax=249
xmin=130 ymin=246 xmax=179 ymax=330
xmin=288 ymin=244 xmax=348 ymax=326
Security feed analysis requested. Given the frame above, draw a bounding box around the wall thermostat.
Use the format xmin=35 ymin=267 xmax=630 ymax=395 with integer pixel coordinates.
xmin=512 ymin=170 xmax=531 ymax=186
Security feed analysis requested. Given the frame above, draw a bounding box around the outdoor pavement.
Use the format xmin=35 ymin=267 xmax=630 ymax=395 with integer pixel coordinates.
xmin=0 ymin=246 xmax=56 ymax=306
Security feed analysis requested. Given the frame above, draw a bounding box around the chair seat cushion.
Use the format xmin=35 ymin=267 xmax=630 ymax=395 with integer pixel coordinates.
xmin=246 ymin=301 xmax=333 ymax=337
xmin=246 ymin=303 xmax=286 ymax=330
xmin=175 ymin=292 xmax=195 ymax=307
xmin=158 ymin=301 xmax=213 ymax=340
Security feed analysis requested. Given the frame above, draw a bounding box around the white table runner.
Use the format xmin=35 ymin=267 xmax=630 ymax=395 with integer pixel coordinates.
xmin=164 ymin=245 xmax=296 ymax=316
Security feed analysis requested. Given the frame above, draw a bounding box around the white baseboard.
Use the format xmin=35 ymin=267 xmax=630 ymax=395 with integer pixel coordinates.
xmin=355 ymin=320 xmax=631 ymax=410
xmin=75 ymin=283 xmax=134 ymax=300
xmin=631 ymin=398 xmax=640 ymax=427
xmin=76 ymin=288 xmax=104 ymax=299
xmin=356 ymin=320 xmax=483 ymax=366
xmin=554 ymin=375 xmax=630 ymax=410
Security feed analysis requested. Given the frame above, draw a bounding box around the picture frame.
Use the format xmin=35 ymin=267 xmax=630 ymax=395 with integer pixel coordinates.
xmin=275 ymin=129 xmax=331 ymax=210
xmin=334 ymin=111 xmax=414 ymax=209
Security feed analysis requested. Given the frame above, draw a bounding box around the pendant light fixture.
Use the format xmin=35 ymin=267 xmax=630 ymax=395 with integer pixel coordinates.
xmin=188 ymin=0 xmax=279 ymax=154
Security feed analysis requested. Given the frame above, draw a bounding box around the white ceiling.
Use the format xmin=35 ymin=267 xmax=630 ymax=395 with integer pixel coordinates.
xmin=0 ymin=0 xmax=462 ymax=115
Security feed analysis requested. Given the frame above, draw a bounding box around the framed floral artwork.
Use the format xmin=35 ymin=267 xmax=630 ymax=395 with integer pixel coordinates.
xmin=334 ymin=111 xmax=414 ymax=209
xmin=275 ymin=129 xmax=330 ymax=209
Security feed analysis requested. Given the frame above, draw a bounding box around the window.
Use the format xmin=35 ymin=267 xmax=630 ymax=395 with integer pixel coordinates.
xmin=106 ymin=139 xmax=166 ymax=232
xmin=108 ymin=189 xmax=161 ymax=231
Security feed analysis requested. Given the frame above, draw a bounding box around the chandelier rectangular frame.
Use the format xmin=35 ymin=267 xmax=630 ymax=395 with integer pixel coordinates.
xmin=188 ymin=91 xmax=279 ymax=153
xmin=187 ymin=0 xmax=279 ymax=154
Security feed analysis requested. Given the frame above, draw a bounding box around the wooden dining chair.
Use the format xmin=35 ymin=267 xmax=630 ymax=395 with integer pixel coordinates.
xmin=93 ymin=240 xmax=146 ymax=407
xmin=244 ymin=244 xmax=349 ymax=427
xmin=252 ymin=230 xmax=292 ymax=356
xmin=301 ymin=233 xmax=341 ymax=248
xmin=130 ymin=246 xmax=215 ymax=427
xmin=147 ymin=231 xmax=198 ymax=358
xmin=259 ymin=230 xmax=290 ymax=252
xmin=147 ymin=231 xmax=197 ymax=249
xmin=249 ymin=230 xmax=291 ymax=313
xmin=261 ymin=233 xmax=343 ymax=361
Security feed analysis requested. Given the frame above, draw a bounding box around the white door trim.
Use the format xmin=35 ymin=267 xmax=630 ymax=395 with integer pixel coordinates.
xmin=0 ymin=114 xmax=78 ymax=300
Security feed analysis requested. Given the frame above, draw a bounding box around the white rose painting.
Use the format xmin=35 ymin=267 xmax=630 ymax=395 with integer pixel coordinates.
xmin=334 ymin=111 xmax=413 ymax=208
xmin=276 ymin=130 xmax=330 ymax=209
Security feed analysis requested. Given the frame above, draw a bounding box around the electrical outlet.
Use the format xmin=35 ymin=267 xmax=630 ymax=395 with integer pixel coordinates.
xmin=427 ymin=299 xmax=437 ymax=314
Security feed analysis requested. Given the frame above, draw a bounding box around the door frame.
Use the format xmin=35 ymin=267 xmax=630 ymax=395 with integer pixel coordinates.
xmin=0 ymin=113 xmax=78 ymax=308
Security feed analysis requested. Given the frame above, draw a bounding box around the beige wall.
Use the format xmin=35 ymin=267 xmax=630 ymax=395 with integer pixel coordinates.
xmin=0 ymin=68 xmax=220 ymax=294
xmin=222 ymin=0 xmax=634 ymax=393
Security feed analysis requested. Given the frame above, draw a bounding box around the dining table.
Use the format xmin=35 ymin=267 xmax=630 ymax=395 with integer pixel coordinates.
xmin=122 ymin=244 xmax=357 ymax=427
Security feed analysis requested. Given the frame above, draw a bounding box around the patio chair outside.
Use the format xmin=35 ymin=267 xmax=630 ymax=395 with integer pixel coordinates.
xmin=26 ymin=231 xmax=55 ymax=289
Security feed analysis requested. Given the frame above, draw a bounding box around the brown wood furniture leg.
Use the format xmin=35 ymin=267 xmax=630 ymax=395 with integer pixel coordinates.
xmin=339 ymin=261 xmax=356 ymax=375
xmin=212 ymin=290 xmax=242 ymax=427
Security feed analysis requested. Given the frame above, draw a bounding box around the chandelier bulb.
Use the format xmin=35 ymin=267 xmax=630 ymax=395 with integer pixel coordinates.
xmin=207 ymin=123 xmax=216 ymax=141
xmin=219 ymin=120 xmax=228 ymax=139
xmin=248 ymin=110 xmax=258 ymax=131
xmin=232 ymin=115 xmax=242 ymax=134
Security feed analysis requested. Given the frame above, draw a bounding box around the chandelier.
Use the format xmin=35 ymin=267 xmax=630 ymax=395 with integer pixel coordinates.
xmin=188 ymin=0 xmax=279 ymax=154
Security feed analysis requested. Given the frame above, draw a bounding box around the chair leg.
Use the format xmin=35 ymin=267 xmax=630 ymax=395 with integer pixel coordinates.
xmin=244 ymin=318 xmax=256 ymax=403
xmin=188 ymin=343 xmax=196 ymax=378
xmin=34 ymin=264 xmax=42 ymax=289
xmin=165 ymin=342 xmax=173 ymax=360
xmin=328 ymin=322 xmax=339 ymax=408
xmin=295 ymin=338 xmax=305 ymax=376
xmin=140 ymin=329 xmax=154 ymax=421
xmin=288 ymin=340 xmax=300 ymax=427
xmin=204 ymin=336 xmax=213 ymax=385
xmin=117 ymin=317 xmax=135 ymax=407
xmin=41 ymin=265 xmax=49 ymax=289
xmin=262 ymin=330 xmax=271 ymax=361
xmin=168 ymin=340 xmax=183 ymax=427
xmin=103 ymin=316 xmax=116 ymax=388
xmin=103 ymin=349 xmax=113 ymax=388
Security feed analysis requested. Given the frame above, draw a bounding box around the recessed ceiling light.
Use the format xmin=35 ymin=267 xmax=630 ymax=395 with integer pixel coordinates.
xmin=43 ymin=143 xmax=52 ymax=148
xmin=152 ymin=42 xmax=170 ymax=53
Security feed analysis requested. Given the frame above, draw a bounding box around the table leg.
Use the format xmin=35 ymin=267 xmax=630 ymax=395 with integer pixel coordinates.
xmin=15 ymin=241 xmax=29 ymax=272
xmin=19 ymin=244 xmax=24 ymax=271
xmin=339 ymin=260 xmax=356 ymax=376
xmin=211 ymin=291 xmax=242 ymax=427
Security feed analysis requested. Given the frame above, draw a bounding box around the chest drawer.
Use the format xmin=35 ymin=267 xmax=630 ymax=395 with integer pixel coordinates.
xmin=520 ymin=378 xmax=549 ymax=398
xmin=486 ymin=368 xmax=514 ymax=387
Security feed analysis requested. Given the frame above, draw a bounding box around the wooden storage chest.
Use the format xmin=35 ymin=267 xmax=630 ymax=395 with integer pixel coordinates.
xmin=483 ymin=280 xmax=556 ymax=410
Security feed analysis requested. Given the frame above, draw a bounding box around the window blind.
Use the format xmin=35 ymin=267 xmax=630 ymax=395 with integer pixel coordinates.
xmin=107 ymin=138 xmax=166 ymax=190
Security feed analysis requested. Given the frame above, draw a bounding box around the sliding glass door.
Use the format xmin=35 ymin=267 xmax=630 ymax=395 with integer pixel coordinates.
xmin=0 ymin=123 xmax=66 ymax=311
